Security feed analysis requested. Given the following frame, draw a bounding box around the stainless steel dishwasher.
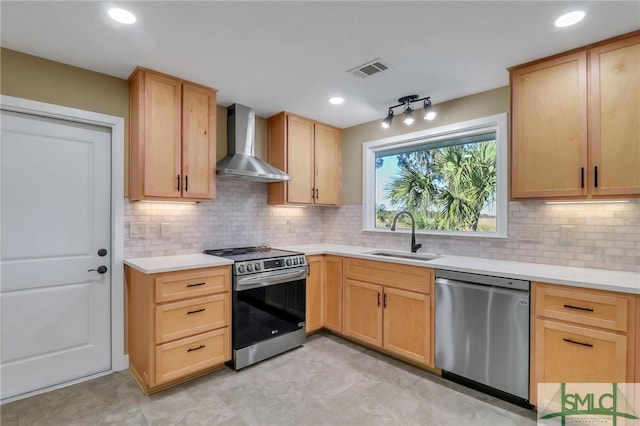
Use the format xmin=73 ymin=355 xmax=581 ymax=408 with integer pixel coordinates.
xmin=435 ymin=269 xmax=530 ymax=405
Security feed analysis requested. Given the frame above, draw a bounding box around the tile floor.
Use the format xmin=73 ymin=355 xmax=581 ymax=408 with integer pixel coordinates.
xmin=1 ymin=333 xmax=537 ymax=425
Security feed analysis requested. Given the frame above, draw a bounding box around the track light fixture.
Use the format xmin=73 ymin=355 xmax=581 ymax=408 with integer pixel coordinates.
xmin=423 ymin=98 xmax=437 ymax=120
xmin=381 ymin=109 xmax=394 ymax=129
xmin=381 ymin=95 xmax=435 ymax=128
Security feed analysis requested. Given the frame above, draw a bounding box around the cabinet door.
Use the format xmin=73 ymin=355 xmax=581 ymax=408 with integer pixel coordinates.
xmin=143 ymin=72 xmax=182 ymax=198
xmin=182 ymin=84 xmax=216 ymax=200
xmin=323 ymin=255 xmax=343 ymax=333
xmin=511 ymin=52 xmax=588 ymax=198
xmin=314 ymin=123 xmax=342 ymax=205
xmin=286 ymin=115 xmax=314 ymax=204
xmin=382 ymin=287 xmax=431 ymax=366
xmin=533 ymin=319 xmax=629 ymax=386
xmin=343 ymin=279 xmax=382 ymax=347
xmin=589 ymin=35 xmax=640 ymax=196
xmin=306 ymin=256 xmax=323 ymax=333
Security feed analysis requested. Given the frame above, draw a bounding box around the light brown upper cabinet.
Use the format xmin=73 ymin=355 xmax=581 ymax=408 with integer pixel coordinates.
xmin=129 ymin=67 xmax=217 ymax=201
xmin=267 ymin=112 xmax=342 ymax=206
xmin=510 ymin=32 xmax=640 ymax=199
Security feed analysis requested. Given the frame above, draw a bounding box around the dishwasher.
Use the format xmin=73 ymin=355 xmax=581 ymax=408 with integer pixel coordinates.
xmin=435 ymin=269 xmax=530 ymax=405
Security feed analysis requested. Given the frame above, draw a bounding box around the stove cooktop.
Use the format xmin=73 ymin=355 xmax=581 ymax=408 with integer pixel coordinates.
xmin=203 ymin=246 xmax=302 ymax=262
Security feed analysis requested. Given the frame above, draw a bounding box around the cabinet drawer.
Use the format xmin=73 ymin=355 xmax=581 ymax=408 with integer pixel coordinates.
xmin=534 ymin=319 xmax=628 ymax=384
xmin=155 ymin=293 xmax=230 ymax=344
xmin=345 ymin=258 xmax=432 ymax=294
xmin=155 ymin=267 xmax=230 ymax=303
xmin=155 ymin=328 xmax=230 ymax=384
xmin=534 ymin=283 xmax=631 ymax=332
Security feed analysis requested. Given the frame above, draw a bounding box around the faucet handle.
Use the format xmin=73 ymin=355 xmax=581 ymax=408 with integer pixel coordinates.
xmin=412 ymin=243 xmax=422 ymax=253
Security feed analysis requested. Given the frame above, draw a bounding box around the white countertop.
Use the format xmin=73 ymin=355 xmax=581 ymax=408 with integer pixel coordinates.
xmin=124 ymin=254 xmax=233 ymax=274
xmin=280 ymin=244 xmax=640 ymax=295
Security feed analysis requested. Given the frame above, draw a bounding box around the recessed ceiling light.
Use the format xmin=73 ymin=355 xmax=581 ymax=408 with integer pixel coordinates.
xmin=554 ymin=11 xmax=585 ymax=27
xmin=329 ymin=97 xmax=344 ymax=105
xmin=108 ymin=8 xmax=137 ymax=24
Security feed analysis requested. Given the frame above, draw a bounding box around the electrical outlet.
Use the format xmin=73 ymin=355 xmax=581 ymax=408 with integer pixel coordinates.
xmin=130 ymin=222 xmax=146 ymax=238
xmin=517 ymin=225 xmax=542 ymax=241
xmin=560 ymin=225 xmax=576 ymax=243
xmin=147 ymin=223 xmax=160 ymax=238
xmin=161 ymin=223 xmax=172 ymax=238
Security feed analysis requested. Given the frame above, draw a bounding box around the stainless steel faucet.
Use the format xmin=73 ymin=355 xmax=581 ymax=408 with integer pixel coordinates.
xmin=390 ymin=211 xmax=422 ymax=253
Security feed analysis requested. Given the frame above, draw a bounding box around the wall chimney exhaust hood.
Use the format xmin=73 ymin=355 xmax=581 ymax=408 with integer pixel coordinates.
xmin=216 ymin=104 xmax=290 ymax=183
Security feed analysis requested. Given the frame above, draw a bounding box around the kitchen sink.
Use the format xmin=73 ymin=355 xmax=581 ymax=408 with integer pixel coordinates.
xmin=366 ymin=251 xmax=441 ymax=262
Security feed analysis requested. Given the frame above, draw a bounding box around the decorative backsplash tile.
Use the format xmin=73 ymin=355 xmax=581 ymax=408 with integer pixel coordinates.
xmin=323 ymin=201 xmax=640 ymax=273
xmin=125 ymin=182 xmax=640 ymax=273
xmin=124 ymin=180 xmax=324 ymax=258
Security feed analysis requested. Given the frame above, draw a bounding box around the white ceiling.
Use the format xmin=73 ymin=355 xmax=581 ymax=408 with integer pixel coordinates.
xmin=1 ymin=1 xmax=639 ymax=128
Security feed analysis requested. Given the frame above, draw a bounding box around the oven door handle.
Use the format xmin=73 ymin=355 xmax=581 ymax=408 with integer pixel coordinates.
xmin=235 ymin=267 xmax=308 ymax=291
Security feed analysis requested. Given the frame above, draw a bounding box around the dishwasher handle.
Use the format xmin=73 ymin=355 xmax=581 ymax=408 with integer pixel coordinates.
xmin=436 ymin=277 xmax=530 ymax=294
xmin=435 ymin=269 xmax=530 ymax=291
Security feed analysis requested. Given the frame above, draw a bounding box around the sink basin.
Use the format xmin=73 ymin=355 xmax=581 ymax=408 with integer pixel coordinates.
xmin=366 ymin=251 xmax=441 ymax=262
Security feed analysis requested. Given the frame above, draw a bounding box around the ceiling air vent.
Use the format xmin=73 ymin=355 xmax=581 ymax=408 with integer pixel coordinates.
xmin=347 ymin=59 xmax=390 ymax=78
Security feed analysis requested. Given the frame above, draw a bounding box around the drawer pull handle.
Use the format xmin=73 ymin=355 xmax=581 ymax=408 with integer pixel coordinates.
xmin=383 ymin=293 xmax=388 ymax=308
xmin=187 ymin=344 xmax=206 ymax=352
xmin=187 ymin=308 xmax=205 ymax=315
xmin=377 ymin=292 xmax=381 ymax=307
xmin=563 ymin=338 xmax=593 ymax=348
xmin=563 ymin=304 xmax=594 ymax=312
xmin=187 ymin=282 xmax=205 ymax=288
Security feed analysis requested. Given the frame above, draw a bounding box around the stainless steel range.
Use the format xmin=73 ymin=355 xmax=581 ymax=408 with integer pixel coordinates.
xmin=204 ymin=246 xmax=307 ymax=370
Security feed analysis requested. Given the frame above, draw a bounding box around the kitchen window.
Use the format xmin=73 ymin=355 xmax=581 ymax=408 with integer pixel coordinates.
xmin=362 ymin=113 xmax=508 ymax=238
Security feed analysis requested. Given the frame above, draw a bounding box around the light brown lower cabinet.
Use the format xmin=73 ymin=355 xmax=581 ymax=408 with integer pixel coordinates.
xmin=382 ymin=287 xmax=431 ymax=366
xmin=344 ymin=279 xmax=384 ymax=347
xmin=126 ymin=265 xmax=231 ymax=394
xmin=306 ymin=256 xmax=323 ymax=333
xmin=322 ymin=255 xmax=343 ymax=333
xmin=534 ymin=318 xmax=628 ymax=384
xmin=530 ymin=282 xmax=636 ymax=406
xmin=343 ymin=258 xmax=434 ymax=367
xmin=306 ymin=255 xmax=343 ymax=334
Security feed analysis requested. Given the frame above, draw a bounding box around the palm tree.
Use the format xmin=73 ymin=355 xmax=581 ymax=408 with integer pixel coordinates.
xmin=383 ymin=141 xmax=497 ymax=231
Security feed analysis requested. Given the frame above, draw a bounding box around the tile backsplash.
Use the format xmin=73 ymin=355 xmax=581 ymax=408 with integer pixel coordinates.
xmin=124 ymin=180 xmax=324 ymax=258
xmin=125 ymin=183 xmax=640 ymax=273
xmin=323 ymin=201 xmax=640 ymax=273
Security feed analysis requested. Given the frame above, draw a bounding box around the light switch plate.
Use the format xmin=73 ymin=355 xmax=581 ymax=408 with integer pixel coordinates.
xmin=130 ymin=222 xmax=146 ymax=238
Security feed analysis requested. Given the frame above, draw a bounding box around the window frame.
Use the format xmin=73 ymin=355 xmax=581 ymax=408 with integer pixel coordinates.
xmin=362 ymin=113 xmax=508 ymax=238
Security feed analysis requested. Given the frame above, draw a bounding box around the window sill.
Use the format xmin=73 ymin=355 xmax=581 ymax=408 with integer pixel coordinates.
xmin=361 ymin=228 xmax=508 ymax=239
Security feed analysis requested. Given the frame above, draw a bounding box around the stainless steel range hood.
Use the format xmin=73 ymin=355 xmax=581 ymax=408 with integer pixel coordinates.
xmin=216 ymin=104 xmax=290 ymax=183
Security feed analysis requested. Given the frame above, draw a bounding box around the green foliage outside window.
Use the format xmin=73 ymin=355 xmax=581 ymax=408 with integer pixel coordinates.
xmin=375 ymin=137 xmax=497 ymax=232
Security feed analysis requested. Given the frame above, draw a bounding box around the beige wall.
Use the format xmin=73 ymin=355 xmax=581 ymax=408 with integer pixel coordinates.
xmin=1 ymin=48 xmax=268 ymax=197
xmin=342 ymin=86 xmax=509 ymax=204
xmin=1 ymin=48 xmax=131 ymax=192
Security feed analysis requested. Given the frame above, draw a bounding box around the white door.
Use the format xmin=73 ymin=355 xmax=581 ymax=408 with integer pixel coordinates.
xmin=0 ymin=110 xmax=112 ymax=400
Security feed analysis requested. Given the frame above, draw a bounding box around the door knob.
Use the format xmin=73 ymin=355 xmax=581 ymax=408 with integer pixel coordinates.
xmin=88 ymin=265 xmax=108 ymax=274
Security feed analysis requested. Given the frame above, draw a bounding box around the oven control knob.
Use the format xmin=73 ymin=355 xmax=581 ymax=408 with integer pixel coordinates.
xmin=293 ymin=258 xmax=298 ymax=265
xmin=298 ymin=257 xmax=305 ymax=265
xmin=286 ymin=259 xmax=292 ymax=266
xmin=238 ymin=264 xmax=246 ymax=273
xmin=254 ymin=262 xmax=261 ymax=271
xmin=247 ymin=263 xmax=254 ymax=272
